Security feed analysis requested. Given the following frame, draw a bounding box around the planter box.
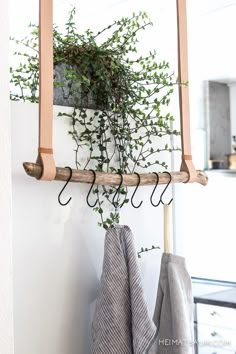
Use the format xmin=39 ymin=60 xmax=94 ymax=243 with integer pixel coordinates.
xmin=53 ymin=63 xmax=103 ymax=109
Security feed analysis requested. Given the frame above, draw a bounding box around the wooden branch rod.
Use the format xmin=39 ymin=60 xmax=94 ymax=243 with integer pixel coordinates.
xmin=23 ymin=162 xmax=208 ymax=186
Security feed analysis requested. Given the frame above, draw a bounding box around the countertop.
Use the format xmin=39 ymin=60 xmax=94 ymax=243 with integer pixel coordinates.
xmin=192 ymin=277 xmax=236 ymax=308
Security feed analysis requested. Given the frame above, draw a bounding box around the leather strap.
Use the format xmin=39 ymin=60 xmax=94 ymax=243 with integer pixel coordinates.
xmin=176 ymin=0 xmax=197 ymax=182
xmin=36 ymin=0 xmax=56 ymax=180
xmin=38 ymin=147 xmax=53 ymax=154
xmin=182 ymin=154 xmax=192 ymax=160
xmin=36 ymin=0 xmax=196 ymax=183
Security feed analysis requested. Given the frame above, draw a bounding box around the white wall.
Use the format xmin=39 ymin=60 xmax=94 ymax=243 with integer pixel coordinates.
xmin=174 ymin=174 xmax=236 ymax=281
xmin=173 ymin=0 xmax=236 ymax=282
xmin=9 ymin=1 xmax=181 ymax=353
xmin=11 ymin=100 xmax=174 ymax=354
xmin=0 ymin=1 xmax=15 ymax=353
xmin=8 ymin=1 xmax=236 ymax=354
xmin=230 ymin=83 xmax=236 ymax=143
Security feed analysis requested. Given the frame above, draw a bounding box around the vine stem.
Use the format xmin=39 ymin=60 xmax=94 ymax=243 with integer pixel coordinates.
xmin=12 ymin=8 xmax=189 ymax=229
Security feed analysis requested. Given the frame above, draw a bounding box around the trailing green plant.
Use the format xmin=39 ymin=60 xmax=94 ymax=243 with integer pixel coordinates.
xmin=10 ymin=8 xmax=181 ymax=229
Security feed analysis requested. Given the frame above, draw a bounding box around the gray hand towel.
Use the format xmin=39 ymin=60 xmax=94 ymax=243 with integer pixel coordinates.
xmin=148 ymin=253 xmax=194 ymax=354
xmin=92 ymin=225 xmax=156 ymax=354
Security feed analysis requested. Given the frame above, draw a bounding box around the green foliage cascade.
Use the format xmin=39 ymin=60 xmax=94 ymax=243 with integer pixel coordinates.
xmin=10 ymin=8 xmax=181 ymax=229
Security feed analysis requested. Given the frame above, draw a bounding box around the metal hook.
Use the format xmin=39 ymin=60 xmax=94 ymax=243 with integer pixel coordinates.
xmin=131 ymin=172 xmax=143 ymax=209
xmin=58 ymin=166 xmax=73 ymax=206
xmin=86 ymin=170 xmax=98 ymax=208
xmin=112 ymin=173 xmax=126 ymax=209
xmin=150 ymin=172 xmax=160 ymax=207
xmin=159 ymin=171 xmax=173 ymax=205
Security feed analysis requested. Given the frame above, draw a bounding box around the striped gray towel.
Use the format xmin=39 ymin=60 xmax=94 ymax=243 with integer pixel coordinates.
xmin=92 ymin=225 xmax=156 ymax=354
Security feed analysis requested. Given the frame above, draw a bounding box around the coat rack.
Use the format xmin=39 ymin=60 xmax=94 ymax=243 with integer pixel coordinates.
xmin=23 ymin=0 xmax=208 ymax=187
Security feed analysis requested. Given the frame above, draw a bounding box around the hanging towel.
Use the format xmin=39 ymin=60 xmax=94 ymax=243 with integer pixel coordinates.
xmin=92 ymin=225 xmax=156 ymax=354
xmin=148 ymin=253 xmax=194 ymax=354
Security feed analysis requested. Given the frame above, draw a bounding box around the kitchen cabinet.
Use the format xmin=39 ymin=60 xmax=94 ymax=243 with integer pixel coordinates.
xmin=192 ymin=278 xmax=236 ymax=354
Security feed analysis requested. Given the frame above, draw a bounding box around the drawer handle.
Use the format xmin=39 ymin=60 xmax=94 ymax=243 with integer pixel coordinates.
xmin=210 ymin=311 xmax=217 ymax=316
xmin=211 ymin=331 xmax=218 ymax=337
